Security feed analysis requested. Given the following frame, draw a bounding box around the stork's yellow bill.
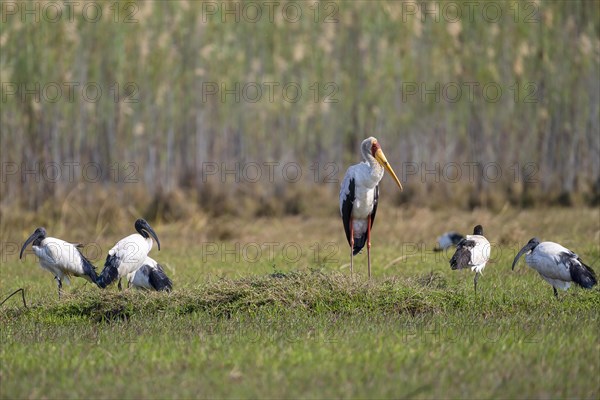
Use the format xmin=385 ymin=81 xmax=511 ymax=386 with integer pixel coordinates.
xmin=373 ymin=147 xmax=403 ymax=191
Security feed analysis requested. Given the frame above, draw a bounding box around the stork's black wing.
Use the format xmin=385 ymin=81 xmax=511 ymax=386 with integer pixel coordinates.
xmin=341 ymin=178 xmax=355 ymax=247
xmin=370 ymin=185 xmax=379 ymax=230
xmin=450 ymin=239 xmax=475 ymax=270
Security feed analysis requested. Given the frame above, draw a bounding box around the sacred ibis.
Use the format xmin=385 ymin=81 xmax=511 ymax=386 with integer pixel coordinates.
xmin=19 ymin=227 xmax=98 ymax=298
xmin=127 ymin=256 xmax=172 ymax=292
xmin=97 ymin=219 xmax=161 ymax=290
xmin=512 ymin=238 xmax=597 ymax=297
xmin=450 ymin=225 xmax=491 ymax=293
xmin=339 ymin=137 xmax=403 ymax=278
xmin=434 ymin=231 xmax=464 ymax=252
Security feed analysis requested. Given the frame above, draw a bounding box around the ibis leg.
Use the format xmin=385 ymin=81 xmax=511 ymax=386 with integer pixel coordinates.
xmin=118 ymin=278 xmax=122 ymax=291
xmin=474 ymin=272 xmax=479 ymax=294
xmin=349 ymin=218 xmax=354 ymax=278
xmin=367 ymin=214 xmax=372 ymax=279
xmin=55 ymin=277 xmax=63 ymax=300
xmin=553 ymin=287 xmax=558 ymax=298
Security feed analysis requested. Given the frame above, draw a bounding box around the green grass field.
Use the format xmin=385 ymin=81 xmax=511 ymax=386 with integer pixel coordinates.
xmin=1 ymin=207 xmax=599 ymax=399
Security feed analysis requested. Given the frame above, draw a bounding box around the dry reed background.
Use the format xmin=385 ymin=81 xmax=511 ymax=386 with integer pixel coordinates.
xmin=1 ymin=0 xmax=599 ymax=234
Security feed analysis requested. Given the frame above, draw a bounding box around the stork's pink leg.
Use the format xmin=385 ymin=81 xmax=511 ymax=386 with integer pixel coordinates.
xmin=367 ymin=214 xmax=372 ymax=279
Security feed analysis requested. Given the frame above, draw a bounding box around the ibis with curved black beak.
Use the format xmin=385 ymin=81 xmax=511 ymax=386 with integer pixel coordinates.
xmin=19 ymin=227 xmax=98 ymax=299
xmin=97 ymin=219 xmax=161 ymax=289
xmin=339 ymin=137 xmax=403 ymax=278
xmin=512 ymin=238 xmax=597 ymax=297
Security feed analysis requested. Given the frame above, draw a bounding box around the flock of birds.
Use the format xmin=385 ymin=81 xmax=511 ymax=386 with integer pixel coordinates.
xmin=19 ymin=219 xmax=171 ymax=298
xmin=18 ymin=137 xmax=597 ymax=299
xmin=339 ymin=137 xmax=597 ymax=297
xmin=438 ymin=226 xmax=598 ymax=296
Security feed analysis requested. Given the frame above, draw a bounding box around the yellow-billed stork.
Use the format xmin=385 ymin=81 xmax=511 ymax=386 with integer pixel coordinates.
xmin=339 ymin=137 xmax=403 ymax=278
xmin=97 ymin=219 xmax=161 ymax=290
xmin=127 ymin=256 xmax=172 ymax=292
xmin=450 ymin=225 xmax=491 ymax=293
xmin=19 ymin=227 xmax=98 ymax=298
xmin=512 ymin=238 xmax=597 ymax=297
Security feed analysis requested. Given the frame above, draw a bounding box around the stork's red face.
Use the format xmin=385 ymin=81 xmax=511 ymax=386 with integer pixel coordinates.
xmin=370 ymin=140 xmax=382 ymax=157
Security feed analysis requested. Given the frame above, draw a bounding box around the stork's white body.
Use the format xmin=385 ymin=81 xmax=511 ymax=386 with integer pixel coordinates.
xmin=525 ymin=242 xmax=579 ymax=291
xmin=32 ymin=237 xmax=94 ymax=284
xmin=108 ymin=234 xmax=155 ymax=279
xmin=339 ymin=161 xmax=384 ymax=239
xmin=465 ymin=234 xmax=491 ymax=273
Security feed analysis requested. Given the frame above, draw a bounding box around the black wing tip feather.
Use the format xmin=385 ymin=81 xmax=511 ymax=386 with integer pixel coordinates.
xmin=569 ymin=256 xmax=598 ymax=289
xmin=352 ymin=234 xmax=367 ymax=256
xmin=97 ymin=254 xmax=119 ymax=288
xmin=148 ymin=264 xmax=173 ymax=292
xmin=76 ymin=248 xmax=98 ymax=282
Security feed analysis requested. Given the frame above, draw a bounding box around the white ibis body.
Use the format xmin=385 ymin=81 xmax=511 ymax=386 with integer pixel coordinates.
xmin=512 ymin=238 xmax=597 ymax=297
xmin=339 ymin=137 xmax=403 ymax=278
xmin=450 ymin=225 xmax=491 ymax=293
xmin=434 ymin=231 xmax=464 ymax=252
xmin=127 ymin=256 xmax=172 ymax=292
xmin=19 ymin=227 xmax=98 ymax=298
xmin=97 ymin=219 xmax=161 ymax=290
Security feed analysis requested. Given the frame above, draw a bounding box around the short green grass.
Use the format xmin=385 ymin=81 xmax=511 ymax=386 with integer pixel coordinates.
xmin=1 ymin=207 xmax=599 ymax=399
